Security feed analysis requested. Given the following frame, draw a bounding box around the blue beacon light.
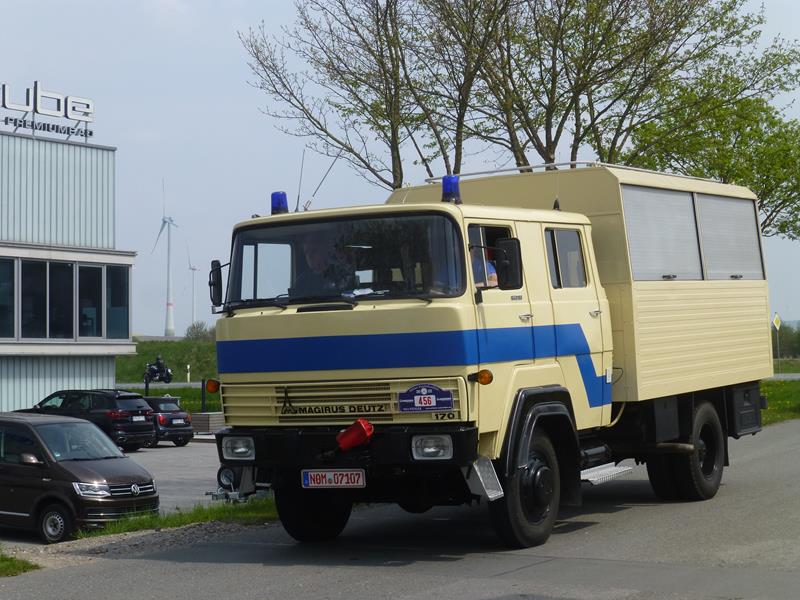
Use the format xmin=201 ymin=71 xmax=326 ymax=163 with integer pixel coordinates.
xmin=271 ymin=191 xmax=289 ymax=215
xmin=441 ymin=175 xmax=462 ymax=205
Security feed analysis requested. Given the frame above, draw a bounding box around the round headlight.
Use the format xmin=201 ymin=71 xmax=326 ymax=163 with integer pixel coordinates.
xmin=217 ymin=466 xmax=239 ymax=490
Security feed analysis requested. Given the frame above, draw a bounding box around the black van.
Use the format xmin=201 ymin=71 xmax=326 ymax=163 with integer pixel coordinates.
xmin=0 ymin=412 xmax=159 ymax=543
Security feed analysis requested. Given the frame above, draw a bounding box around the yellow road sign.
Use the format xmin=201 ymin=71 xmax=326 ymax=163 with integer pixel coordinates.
xmin=773 ymin=312 xmax=782 ymax=330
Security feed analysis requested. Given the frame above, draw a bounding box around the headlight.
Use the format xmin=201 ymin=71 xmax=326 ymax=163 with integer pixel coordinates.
xmin=411 ymin=435 xmax=453 ymax=460
xmin=221 ymin=436 xmax=255 ymax=460
xmin=72 ymin=482 xmax=111 ymax=497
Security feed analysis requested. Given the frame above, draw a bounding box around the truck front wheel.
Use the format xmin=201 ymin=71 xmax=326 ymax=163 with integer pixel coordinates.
xmin=275 ymin=477 xmax=353 ymax=542
xmin=490 ymin=426 xmax=560 ymax=548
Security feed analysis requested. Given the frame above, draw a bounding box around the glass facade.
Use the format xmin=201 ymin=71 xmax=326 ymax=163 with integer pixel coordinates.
xmin=0 ymin=257 xmax=130 ymax=342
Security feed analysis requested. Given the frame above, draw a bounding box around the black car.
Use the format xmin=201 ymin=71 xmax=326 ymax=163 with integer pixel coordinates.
xmin=19 ymin=390 xmax=156 ymax=452
xmin=141 ymin=397 xmax=194 ymax=447
xmin=0 ymin=412 xmax=159 ymax=543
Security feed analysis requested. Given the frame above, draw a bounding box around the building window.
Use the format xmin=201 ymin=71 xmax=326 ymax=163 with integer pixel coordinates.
xmin=0 ymin=259 xmax=13 ymax=338
xmin=106 ymin=266 xmax=129 ymax=339
xmin=21 ymin=260 xmax=47 ymax=338
xmin=79 ymin=266 xmax=103 ymax=337
xmin=49 ymin=262 xmax=74 ymax=339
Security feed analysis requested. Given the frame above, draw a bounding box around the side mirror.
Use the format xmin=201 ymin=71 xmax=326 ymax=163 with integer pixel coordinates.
xmin=209 ymin=260 xmax=223 ymax=307
xmin=20 ymin=453 xmax=43 ymax=466
xmin=495 ymin=238 xmax=522 ymax=290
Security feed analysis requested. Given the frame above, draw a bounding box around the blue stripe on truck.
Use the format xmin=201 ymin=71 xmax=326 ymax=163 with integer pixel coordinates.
xmin=216 ymin=324 xmax=610 ymax=407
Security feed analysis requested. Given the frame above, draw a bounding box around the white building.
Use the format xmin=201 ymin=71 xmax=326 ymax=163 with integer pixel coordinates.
xmin=0 ymin=129 xmax=135 ymax=410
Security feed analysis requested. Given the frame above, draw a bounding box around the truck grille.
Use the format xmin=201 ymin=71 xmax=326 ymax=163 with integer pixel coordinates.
xmin=109 ymin=482 xmax=156 ymax=497
xmin=221 ymin=378 xmax=465 ymax=426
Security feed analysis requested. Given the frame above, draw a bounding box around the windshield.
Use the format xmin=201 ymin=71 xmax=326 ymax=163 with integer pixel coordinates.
xmin=36 ymin=422 xmax=124 ymax=461
xmin=226 ymin=213 xmax=465 ymax=305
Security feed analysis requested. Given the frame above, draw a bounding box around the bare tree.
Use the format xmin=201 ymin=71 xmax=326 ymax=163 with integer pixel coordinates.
xmin=241 ymin=0 xmax=410 ymax=189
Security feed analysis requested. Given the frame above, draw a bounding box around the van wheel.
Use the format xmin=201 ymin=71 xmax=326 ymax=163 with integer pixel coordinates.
xmin=275 ymin=476 xmax=352 ymax=542
xmin=673 ymin=402 xmax=725 ymax=500
xmin=173 ymin=437 xmax=190 ymax=447
xmin=490 ymin=426 xmax=560 ymax=548
xmin=38 ymin=503 xmax=73 ymax=544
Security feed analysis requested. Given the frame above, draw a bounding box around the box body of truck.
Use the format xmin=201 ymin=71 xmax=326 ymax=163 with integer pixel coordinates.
xmin=211 ymin=165 xmax=772 ymax=547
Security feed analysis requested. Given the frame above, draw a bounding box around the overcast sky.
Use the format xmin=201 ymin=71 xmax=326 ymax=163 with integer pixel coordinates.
xmin=2 ymin=0 xmax=799 ymax=334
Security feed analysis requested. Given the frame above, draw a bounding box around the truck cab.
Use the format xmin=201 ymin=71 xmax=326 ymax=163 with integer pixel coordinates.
xmin=211 ymin=165 xmax=770 ymax=548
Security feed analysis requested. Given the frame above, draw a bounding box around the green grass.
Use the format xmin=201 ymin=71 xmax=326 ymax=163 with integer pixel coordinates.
xmin=78 ymin=496 xmax=276 ymax=538
xmin=761 ymin=380 xmax=800 ymax=426
xmin=116 ymin=339 xmax=217 ymax=383
xmin=0 ymin=548 xmax=39 ymax=577
xmin=773 ymin=358 xmax=800 ymax=374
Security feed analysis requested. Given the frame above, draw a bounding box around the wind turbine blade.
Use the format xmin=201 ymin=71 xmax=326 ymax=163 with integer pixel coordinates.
xmin=162 ymin=179 xmax=166 ymax=218
xmin=187 ymin=245 xmax=193 ymax=270
xmin=151 ymin=219 xmax=167 ymax=253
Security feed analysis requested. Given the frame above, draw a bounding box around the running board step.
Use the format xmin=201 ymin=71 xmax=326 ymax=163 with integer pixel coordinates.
xmin=580 ymin=463 xmax=633 ymax=485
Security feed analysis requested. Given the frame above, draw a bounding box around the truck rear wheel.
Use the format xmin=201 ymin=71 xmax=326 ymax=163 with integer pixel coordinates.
xmin=674 ymin=401 xmax=725 ymax=500
xmin=490 ymin=426 xmax=560 ymax=548
xmin=275 ymin=478 xmax=353 ymax=542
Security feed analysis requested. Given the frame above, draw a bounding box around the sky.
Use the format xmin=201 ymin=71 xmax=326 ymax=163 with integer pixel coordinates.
xmin=1 ymin=0 xmax=799 ymax=334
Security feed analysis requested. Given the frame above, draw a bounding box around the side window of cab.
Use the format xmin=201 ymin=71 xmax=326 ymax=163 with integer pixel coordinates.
xmin=468 ymin=224 xmax=517 ymax=289
xmin=0 ymin=425 xmax=43 ymax=465
xmin=545 ymin=228 xmax=587 ymax=288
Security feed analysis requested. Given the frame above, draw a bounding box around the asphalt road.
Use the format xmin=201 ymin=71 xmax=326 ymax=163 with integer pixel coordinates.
xmin=2 ymin=422 xmax=800 ymax=599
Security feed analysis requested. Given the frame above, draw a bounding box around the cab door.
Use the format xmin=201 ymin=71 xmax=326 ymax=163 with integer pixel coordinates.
xmin=542 ymin=225 xmax=608 ymax=429
xmin=467 ymin=221 xmax=534 ymax=433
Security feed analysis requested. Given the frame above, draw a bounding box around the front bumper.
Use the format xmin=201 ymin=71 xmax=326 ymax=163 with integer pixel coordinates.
xmin=215 ymin=424 xmax=479 ymax=504
xmin=77 ymin=495 xmax=160 ymax=528
xmin=216 ymin=424 xmax=479 ymax=469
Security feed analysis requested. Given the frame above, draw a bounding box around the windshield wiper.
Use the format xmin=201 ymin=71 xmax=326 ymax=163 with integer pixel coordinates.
xmin=292 ymin=294 xmax=359 ymax=306
xmin=226 ymin=297 xmax=289 ymax=311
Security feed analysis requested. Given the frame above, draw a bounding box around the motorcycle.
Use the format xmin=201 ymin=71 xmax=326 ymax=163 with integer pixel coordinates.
xmin=143 ymin=362 xmax=173 ymax=384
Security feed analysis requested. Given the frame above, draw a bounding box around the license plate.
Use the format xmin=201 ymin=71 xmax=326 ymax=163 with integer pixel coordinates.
xmin=301 ymin=469 xmax=365 ymax=489
xmin=132 ymin=415 xmax=145 ymax=422
xmin=172 ymin=418 xmax=185 ymax=425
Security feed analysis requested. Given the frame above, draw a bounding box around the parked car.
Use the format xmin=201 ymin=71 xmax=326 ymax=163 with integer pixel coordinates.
xmin=0 ymin=412 xmax=159 ymax=543
xmin=141 ymin=397 xmax=193 ymax=447
xmin=18 ymin=390 xmax=156 ymax=452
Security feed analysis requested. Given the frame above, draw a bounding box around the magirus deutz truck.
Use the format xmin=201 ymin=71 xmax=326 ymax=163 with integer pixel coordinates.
xmin=208 ymin=163 xmax=771 ymax=548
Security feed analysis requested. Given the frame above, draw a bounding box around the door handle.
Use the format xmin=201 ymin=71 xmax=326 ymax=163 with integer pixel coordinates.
xmin=518 ymin=313 xmax=533 ymax=321
xmin=589 ymin=310 xmax=602 ymax=318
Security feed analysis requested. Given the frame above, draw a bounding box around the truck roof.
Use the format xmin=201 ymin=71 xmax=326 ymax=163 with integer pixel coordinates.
xmin=232 ymin=195 xmax=589 ymax=232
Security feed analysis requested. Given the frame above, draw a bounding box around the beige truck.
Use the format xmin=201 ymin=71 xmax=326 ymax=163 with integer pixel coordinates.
xmin=208 ymin=163 xmax=772 ymax=548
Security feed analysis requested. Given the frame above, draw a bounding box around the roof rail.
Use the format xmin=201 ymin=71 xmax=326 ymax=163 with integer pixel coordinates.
xmin=423 ymin=161 xmax=724 ymax=185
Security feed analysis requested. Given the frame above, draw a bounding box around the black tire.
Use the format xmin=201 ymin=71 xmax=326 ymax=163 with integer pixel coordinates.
xmin=122 ymin=444 xmax=141 ymax=453
xmin=275 ymin=476 xmax=353 ymax=542
xmin=142 ymin=437 xmax=157 ymax=449
xmin=674 ymin=402 xmax=725 ymax=500
xmin=490 ymin=426 xmax=560 ymax=548
xmin=173 ymin=437 xmax=190 ymax=447
xmin=646 ymin=455 xmax=681 ymax=501
xmin=163 ymin=373 xmax=172 ymax=384
xmin=38 ymin=503 xmax=73 ymax=544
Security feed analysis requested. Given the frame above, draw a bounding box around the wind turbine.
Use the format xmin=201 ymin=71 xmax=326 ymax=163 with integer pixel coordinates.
xmin=152 ymin=180 xmax=178 ymax=337
xmin=187 ymin=246 xmax=199 ymax=325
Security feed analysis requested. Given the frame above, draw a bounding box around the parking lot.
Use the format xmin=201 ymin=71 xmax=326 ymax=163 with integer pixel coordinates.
xmin=123 ymin=439 xmax=220 ymax=511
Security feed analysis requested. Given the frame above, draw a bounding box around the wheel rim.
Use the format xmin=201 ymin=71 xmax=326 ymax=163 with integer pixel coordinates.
xmin=521 ymin=455 xmax=554 ymax=524
xmin=44 ymin=512 xmax=65 ymax=539
xmin=697 ymin=421 xmax=719 ymax=479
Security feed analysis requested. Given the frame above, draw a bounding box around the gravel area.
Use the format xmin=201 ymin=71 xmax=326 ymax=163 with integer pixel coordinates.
xmin=3 ymin=521 xmax=268 ymax=570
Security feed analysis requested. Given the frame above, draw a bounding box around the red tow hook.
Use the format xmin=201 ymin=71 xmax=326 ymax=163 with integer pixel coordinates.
xmin=336 ymin=418 xmax=374 ymax=451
